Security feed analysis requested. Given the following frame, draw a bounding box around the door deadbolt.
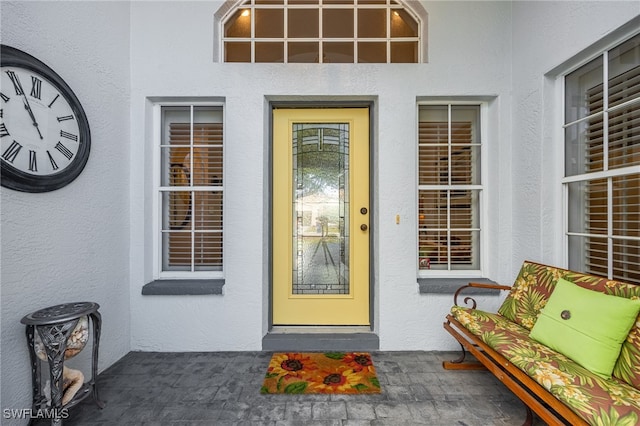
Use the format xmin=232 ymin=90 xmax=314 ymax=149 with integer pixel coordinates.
xmin=360 ymin=207 xmax=368 ymax=215
xmin=360 ymin=224 xmax=368 ymax=231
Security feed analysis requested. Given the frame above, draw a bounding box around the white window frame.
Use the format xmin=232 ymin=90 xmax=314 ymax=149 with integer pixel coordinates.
xmin=152 ymin=101 xmax=225 ymax=280
xmin=561 ymin=30 xmax=640 ymax=282
xmin=417 ymin=101 xmax=488 ymax=278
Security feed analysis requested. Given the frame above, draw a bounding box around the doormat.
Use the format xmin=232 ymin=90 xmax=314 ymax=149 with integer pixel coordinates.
xmin=261 ymin=352 xmax=381 ymax=394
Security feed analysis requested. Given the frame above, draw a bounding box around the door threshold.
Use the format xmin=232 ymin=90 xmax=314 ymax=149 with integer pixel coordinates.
xmin=263 ymin=328 xmax=379 ymax=351
xmin=270 ymin=326 xmax=372 ymax=334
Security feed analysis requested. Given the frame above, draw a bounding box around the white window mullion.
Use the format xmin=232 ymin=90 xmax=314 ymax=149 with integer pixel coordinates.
xmin=446 ymin=104 xmax=452 ymax=271
xmin=607 ymin=177 xmax=613 ymax=279
xmin=189 ymin=105 xmax=196 ymax=272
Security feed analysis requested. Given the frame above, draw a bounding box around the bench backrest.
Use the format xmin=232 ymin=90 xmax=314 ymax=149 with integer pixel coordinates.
xmin=497 ymin=260 xmax=640 ymax=390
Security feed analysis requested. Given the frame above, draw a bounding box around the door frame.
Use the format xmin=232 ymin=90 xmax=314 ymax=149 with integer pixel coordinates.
xmin=267 ymin=100 xmax=376 ymax=331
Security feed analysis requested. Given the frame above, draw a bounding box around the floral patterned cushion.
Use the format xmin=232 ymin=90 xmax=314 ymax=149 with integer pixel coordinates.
xmin=451 ymin=305 xmax=640 ymax=425
xmin=496 ymin=261 xmax=640 ymax=389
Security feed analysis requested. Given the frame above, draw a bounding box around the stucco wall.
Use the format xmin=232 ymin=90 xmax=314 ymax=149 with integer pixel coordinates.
xmin=510 ymin=1 xmax=640 ymax=273
xmin=127 ymin=0 xmax=515 ymax=353
xmin=1 ymin=0 xmax=639 ymax=423
xmin=0 ymin=1 xmax=131 ymax=423
xmin=126 ymin=1 xmax=639 ymax=353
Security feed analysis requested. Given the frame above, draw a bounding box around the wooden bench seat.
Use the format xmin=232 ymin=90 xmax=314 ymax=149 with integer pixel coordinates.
xmin=443 ymin=261 xmax=640 ymax=426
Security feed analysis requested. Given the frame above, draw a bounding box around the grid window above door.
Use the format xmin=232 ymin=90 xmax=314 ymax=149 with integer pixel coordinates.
xmin=158 ymin=105 xmax=224 ymax=277
xmin=221 ymin=0 xmax=421 ymax=63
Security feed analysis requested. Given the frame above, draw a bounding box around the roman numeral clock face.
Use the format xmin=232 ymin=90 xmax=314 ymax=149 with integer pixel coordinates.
xmin=1 ymin=45 xmax=90 ymax=192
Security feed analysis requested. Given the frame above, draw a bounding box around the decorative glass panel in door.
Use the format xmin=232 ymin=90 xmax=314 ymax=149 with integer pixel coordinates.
xmin=273 ymin=108 xmax=369 ymax=325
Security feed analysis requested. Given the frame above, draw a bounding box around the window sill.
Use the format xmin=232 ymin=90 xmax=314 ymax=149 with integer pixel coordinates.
xmin=418 ymin=277 xmax=500 ymax=295
xmin=142 ymin=279 xmax=224 ymax=295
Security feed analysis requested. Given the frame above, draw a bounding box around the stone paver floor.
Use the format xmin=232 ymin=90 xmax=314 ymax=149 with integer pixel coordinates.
xmin=37 ymin=351 xmax=546 ymax=425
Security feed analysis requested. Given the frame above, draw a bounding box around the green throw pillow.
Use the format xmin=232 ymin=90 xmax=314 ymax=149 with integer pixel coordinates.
xmin=529 ymin=278 xmax=640 ymax=379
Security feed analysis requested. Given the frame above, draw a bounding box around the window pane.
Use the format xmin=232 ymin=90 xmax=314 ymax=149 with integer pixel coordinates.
xmin=288 ymin=42 xmax=319 ymax=63
xmin=323 ymin=9 xmax=353 ymax=38
xmin=358 ymin=42 xmax=386 ymax=63
xmin=224 ymin=9 xmax=252 ymax=38
xmin=323 ymin=42 xmax=354 ymax=63
xmin=358 ymin=0 xmax=386 ymax=5
xmin=390 ymin=41 xmax=417 ymax=63
xmin=565 ymin=117 xmax=604 ymax=176
xmin=451 ymin=106 xmax=480 ymax=144
xmin=225 ymin=42 xmax=251 ymax=62
xmin=613 ymin=237 xmax=640 ymax=284
xmin=418 ymin=105 xmax=480 ymax=186
xmin=255 ymin=9 xmax=284 ymax=38
xmin=161 ymin=106 xmax=223 ymax=273
xmin=288 ymin=9 xmax=319 ymax=38
xmin=612 ymin=173 xmax=640 ymax=238
xmin=609 ymin=100 xmax=640 ymax=170
xmin=256 ymin=42 xmax=284 ymax=62
xmin=418 ymin=142 xmax=448 ymax=186
xmin=358 ymin=9 xmax=386 ymax=38
xmin=390 ymin=9 xmax=418 ymax=37
xmin=608 ymin=34 xmax=640 ymax=109
xmin=565 ymin=56 xmax=603 ymax=124
xmin=568 ymin=234 xmax=609 ymax=278
xmin=451 ymin=230 xmax=479 ymax=270
xmin=418 ymin=190 xmax=479 ymax=270
xmin=567 ymin=179 xmax=607 ymax=235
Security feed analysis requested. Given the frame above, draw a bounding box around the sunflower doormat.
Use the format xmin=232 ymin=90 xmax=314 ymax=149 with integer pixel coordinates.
xmin=261 ymin=352 xmax=381 ymax=394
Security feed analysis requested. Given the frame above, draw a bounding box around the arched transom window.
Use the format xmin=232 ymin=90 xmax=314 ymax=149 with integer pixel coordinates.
xmin=222 ymin=0 xmax=422 ymax=63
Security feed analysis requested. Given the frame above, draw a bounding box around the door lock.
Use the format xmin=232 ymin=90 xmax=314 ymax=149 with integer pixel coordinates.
xmin=360 ymin=207 xmax=368 ymax=215
xmin=360 ymin=224 xmax=368 ymax=231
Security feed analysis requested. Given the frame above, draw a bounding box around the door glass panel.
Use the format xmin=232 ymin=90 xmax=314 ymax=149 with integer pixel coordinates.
xmin=292 ymin=123 xmax=350 ymax=295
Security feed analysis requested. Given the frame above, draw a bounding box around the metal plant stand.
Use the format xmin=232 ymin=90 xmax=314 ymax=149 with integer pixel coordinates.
xmin=21 ymin=302 xmax=105 ymax=426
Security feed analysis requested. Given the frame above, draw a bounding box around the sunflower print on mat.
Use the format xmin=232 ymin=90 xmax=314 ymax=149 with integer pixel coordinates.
xmin=261 ymin=352 xmax=381 ymax=394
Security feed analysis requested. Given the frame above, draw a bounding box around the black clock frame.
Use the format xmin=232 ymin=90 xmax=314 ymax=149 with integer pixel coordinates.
xmin=1 ymin=45 xmax=91 ymax=192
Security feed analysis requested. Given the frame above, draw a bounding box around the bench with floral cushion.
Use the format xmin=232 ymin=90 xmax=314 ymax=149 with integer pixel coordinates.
xmin=443 ymin=260 xmax=640 ymax=426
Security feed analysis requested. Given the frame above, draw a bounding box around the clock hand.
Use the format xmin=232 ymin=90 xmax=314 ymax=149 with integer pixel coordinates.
xmin=22 ymin=95 xmax=44 ymax=140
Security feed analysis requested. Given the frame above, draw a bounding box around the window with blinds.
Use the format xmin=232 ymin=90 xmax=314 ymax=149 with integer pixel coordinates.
xmin=418 ymin=104 xmax=481 ymax=272
xmin=565 ymin=33 xmax=640 ymax=284
xmin=222 ymin=0 xmax=421 ymax=63
xmin=160 ymin=106 xmax=223 ymax=274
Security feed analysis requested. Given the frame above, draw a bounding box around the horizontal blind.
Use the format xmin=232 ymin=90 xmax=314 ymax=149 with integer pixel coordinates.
xmin=584 ymin=62 xmax=640 ymax=283
xmin=418 ymin=118 xmax=477 ymax=269
xmin=164 ymin=121 xmax=223 ymax=272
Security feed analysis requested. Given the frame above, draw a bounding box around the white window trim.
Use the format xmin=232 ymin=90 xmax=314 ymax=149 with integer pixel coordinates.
xmin=559 ymin=27 xmax=640 ymax=279
xmin=152 ymin=101 xmax=226 ymax=281
xmin=416 ymin=100 xmax=488 ymax=279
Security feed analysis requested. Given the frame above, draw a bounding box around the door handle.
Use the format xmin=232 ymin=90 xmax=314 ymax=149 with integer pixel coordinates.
xmin=360 ymin=224 xmax=368 ymax=231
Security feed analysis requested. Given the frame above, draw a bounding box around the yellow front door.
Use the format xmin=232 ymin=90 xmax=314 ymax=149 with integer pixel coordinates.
xmin=273 ymin=108 xmax=370 ymax=325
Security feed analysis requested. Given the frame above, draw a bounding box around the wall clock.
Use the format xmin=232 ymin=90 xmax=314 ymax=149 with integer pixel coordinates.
xmin=1 ymin=45 xmax=90 ymax=192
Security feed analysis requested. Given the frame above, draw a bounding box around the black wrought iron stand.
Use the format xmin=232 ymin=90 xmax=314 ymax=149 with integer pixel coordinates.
xmin=21 ymin=302 xmax=105 ymax=426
